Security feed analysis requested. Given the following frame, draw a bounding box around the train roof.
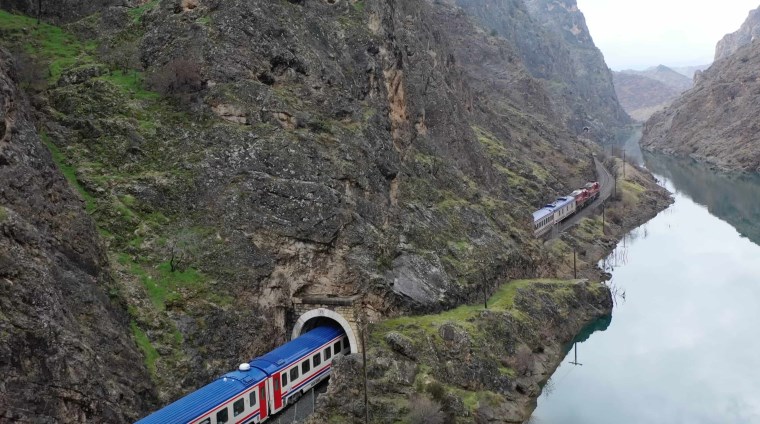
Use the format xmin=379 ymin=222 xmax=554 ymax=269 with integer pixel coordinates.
xmin=532 ymin=206 xmax=554 ymax=221
xmin=136 ymin=325 xmax=343 ymax=424
xmin=135 ymin=368 xmax=267 ymax=424
xmin=554 ymin=196 xmax=574 ymax=207
xmin=250 ymin=325 xmax=344 ymax=375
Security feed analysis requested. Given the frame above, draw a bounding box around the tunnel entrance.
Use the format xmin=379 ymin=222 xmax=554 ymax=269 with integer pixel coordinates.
xmin=291 ymin=307 xmax=360 ymax=354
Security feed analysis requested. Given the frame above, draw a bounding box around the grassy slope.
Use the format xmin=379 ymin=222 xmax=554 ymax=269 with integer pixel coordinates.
xmin=0 ymin=9 xmax=214 ymax=380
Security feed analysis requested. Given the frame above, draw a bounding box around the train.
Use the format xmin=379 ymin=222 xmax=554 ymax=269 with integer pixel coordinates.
xmin=532 ymin=181 xmax=600 ymax=237
xmin=136 ymin=325 xmax=350 ymax=424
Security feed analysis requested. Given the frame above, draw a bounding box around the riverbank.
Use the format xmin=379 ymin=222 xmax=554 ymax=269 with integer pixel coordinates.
xmin=309 ymin=159 xmax=673 ymax=423
xmin=533 ymin=154 xmax=760 ymax=423
xmin=545 ymin=157 xmax=674 ymax=283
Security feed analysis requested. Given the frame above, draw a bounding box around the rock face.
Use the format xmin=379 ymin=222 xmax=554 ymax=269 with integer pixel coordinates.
xmin=613 ymin=66 xmax=693 ymax=121
xmin=641 ymin=38 xmax=760 ymax=171
xmin=0 ymin=0 xmax=637 ymax=419
xmin=0 ymin=48 xmax=155 ymax=423
xmin=0 ymin=0 xmax=122 ymax=23
xmin=715 ymin=5 xmax=760 ymax=61
xmin=455 ymin=0 xmax=631 ymax=142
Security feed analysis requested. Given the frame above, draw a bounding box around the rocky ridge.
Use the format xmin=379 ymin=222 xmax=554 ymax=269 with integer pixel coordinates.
xmin=715 ymin=5 xmax=760 ymax=61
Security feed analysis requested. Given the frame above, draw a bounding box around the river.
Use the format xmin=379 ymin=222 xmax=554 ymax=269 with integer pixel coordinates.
xmin=530 ymin=152 xmax=760 ymax=423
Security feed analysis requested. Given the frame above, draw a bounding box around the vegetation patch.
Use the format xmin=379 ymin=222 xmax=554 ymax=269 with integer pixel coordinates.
xmin=373 ymin=279 xmax=572 ymax=341
xmin=128 ymin=0 xmax=160 ymax=24
xmin=40 ymin=132 xmax=97 ymax=212
xmin=131 ymin=321 xmax=159 ymax=376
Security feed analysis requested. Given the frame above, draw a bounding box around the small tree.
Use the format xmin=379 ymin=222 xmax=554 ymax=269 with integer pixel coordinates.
xmin=148 ymin=58 xmax=203 ymax=97
xmin=12 ymin=50 xmax=47 ymax=92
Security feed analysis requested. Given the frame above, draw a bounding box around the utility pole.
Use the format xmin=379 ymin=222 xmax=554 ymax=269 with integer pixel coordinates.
xmin=480 ymin=267 xmax=488 ymax=309
xmin=622 ymin=150 xmax=626 ymax=179
xmin=573 ymin=249 xmax=577 ymax=279
xmin=569 ymin=343 xmax=583 ymax=366
xmin=602 ymin=202 xmax=605 ymax=234
xmin=359 ymin=307 xmax=369 ymax=424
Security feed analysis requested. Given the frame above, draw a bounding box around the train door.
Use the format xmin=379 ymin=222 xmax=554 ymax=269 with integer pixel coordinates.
xmin=272 ymin=372 xmax=283 ymax=411
xmin=259 ymin=383 xmax=268 ymax=420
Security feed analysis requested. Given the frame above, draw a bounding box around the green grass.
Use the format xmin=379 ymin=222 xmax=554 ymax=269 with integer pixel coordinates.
xmin=41 ymin=132 xmax=97 ymax=212
xmin=0 ymin=10 xmax=95 ymax=81
xmin=0 ymin=206 xmax=7 ymax=222
xmin=374 ymin=279 xmax=571 ymax=338
xmin=128 ymin=0 xmax=160 ymax=24
xmin=131 ymin=321 xmax=159 ymax=376
xmin=118 ymin=253 xmax=206 ymax=310
xmin=100 ymin=70 xmax=160 ymax=100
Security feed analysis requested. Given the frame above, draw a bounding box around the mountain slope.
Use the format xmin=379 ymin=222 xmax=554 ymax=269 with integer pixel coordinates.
xmin=642 ymin=18 xmax=760 ymax=172
xmin=455 ymin=0 xmax=631 ymax=142
xmin=0 ymin=0 xmax=651 ymax=420
xmin=0 ymin=47 xmax=155 ymax=423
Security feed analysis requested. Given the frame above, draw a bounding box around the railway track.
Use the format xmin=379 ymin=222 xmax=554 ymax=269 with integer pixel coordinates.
xmin=546 ymin=156 xmax=614 ymax=239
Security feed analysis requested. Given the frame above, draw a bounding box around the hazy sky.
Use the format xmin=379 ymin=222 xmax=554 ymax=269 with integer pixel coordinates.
xmin=577 ymin=0 xmax=760 ymax=70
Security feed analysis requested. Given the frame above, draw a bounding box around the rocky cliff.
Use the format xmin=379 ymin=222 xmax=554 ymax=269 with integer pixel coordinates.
xmin=641 ymin=31 xmax=760 ymax=171
xmin=0 ymin=0 xmax=641 ymax=420
xmin=0 ymin=0 xmax=121 ymax=23
xmin=455 ymin=0 xmax=631 ymax=142
xmin=0 ymin=48 xmax=155 ymax=422
xmin=715 ymin=5 xmax=760 ymax=61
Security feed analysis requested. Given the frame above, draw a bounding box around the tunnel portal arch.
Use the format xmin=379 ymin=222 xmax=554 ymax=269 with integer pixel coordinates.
xmin=291 ymin=307 xmax=360 ymax=354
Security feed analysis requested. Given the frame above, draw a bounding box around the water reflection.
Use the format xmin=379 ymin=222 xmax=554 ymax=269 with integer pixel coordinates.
xmin=644 ymin=152 xmax=760 ymax=245
xmin=532 ymin=154 xmax=760 ymax=423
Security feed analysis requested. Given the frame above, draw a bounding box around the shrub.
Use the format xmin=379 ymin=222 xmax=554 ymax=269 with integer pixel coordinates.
xmin=148 ymin=58 xmax=203 ymax=97
xmin=408 ymin=394 xmax=445 ymax=424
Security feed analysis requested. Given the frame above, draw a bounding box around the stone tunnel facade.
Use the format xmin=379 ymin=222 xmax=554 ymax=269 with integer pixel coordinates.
xmin=291 ymin=295 xmax=363 ymax=353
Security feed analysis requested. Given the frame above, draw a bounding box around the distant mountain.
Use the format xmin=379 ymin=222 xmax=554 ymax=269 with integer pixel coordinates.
xmin=612 ymin=65 xmax=692 ymax=121
xmin=620 ymin=65 xmax=693 ymax=92
xmin=715 ymin=5 xmax=760 ymax=61
xmin=670 ymin=64 xmax=710 ymax=79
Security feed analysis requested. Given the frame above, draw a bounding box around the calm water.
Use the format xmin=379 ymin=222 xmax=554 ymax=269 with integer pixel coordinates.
xmin=531 ymin=154 xmax=760 ymax=424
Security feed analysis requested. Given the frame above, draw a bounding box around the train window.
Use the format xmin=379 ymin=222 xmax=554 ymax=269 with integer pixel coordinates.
xmin=333 ymin=341 xmax=341 ymax=354
xmin=342 ymin=338 xmax=349 ymax=352
xmin=216 ymin=408 xmax=229 ymax=424
xmin=324 ymin=346 xmax=332 ymax=360
xmin=200 ymin=419 xmax=210 ymax=424
xmin=233 ymin=399 xmax=245 ymax=417
xmin=290 ymin=366 xmax=299 ymax=381
xmin=274 ymin=378 xmax=280 ymax=391
xmin=302 ymin=359 xmax=311 ymax=374
xmin=313 ymin=353 xmax=321 ymax=367
xmin=282 ymin=372 xmax=288 ymax=387
xmin=249 ymin=391 xmax=257 ymax=407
